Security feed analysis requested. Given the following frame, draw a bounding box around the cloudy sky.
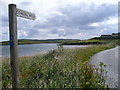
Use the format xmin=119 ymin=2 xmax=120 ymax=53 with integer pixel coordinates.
xmin=1 ymin=0 xmax=119 ymax=41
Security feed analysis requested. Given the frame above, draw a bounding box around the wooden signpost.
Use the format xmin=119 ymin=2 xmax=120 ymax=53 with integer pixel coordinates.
xmin=9 ymin=4 xmax=36 ymax=88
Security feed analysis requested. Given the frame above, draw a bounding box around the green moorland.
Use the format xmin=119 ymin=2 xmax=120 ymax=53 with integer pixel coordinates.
xmin=62 ymin=33 xmax=119 ymax=45
xmin=1 ymin=39 xmax=118 ymax=45
xmin=1 ymin=39 xmax=80 ymax=45
xmin=2 ymin=43 xmax=117 ymax=88
xmin=1 ymin=33 xmax=119 ymax=45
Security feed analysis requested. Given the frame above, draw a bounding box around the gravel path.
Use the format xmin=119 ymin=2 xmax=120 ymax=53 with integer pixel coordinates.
xmin=90 ymin=46 xmax=119 ymax=88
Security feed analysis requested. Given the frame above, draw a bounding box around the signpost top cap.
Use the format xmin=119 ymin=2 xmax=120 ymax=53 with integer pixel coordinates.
xmin=9 ymin=4 xmax=16 ymax=6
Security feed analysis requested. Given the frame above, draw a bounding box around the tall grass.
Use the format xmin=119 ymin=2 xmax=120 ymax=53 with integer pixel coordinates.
xmin=2 ymin=44 xmax=116 ymax=88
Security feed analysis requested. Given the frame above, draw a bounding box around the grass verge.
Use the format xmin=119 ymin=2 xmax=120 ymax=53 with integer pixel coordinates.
xmin=2 ymin=44 xmax=116 ymax=88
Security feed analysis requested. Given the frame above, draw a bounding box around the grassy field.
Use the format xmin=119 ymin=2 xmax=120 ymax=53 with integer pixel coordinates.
xmin=62 ymin=39 xmax=119 ymax=45
xmin=2 ymin=44 xmax=116 ymax=88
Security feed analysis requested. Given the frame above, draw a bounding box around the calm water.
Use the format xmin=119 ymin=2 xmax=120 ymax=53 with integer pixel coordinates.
xmin=0 ymin=43 xmax=87 ymax=57
xmin=1 ymin=43 xmax=58 ymax=57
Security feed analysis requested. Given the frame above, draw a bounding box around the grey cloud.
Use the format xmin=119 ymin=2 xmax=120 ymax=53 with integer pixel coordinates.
xmin=2 ymin=31 xmax=8 ymax=34
xmin=23 ymin=29 xmax=47 ymax=39
xmin=18 ymin=2 xmax=32 ymax=9
xmin=20 ymin=2 xmax=32 ymax=5
xmin=1 ymin=16 xmax=9 ymax=27
xmin=49 ymin=29 xmax=66 ymax=37
xmin=33 ymin=3 xmax=117 ymax=31
xmin=54 ymin=3 xmax=117 ymax=27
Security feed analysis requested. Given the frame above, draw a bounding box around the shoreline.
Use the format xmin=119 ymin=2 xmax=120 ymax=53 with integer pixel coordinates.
xmin=1 ymin=45 xmax=92 ymax=58
xmin=1 ymin=45 xmax=116 ymax=59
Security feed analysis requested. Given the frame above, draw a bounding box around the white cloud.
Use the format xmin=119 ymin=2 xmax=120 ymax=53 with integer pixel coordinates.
xmin=83 ymin=0 xmax=119 ymax=5
xmin=89 ymin=23 xmax=99 ymax=27
xmin=104 ymin=17 xmax=118 ymax=25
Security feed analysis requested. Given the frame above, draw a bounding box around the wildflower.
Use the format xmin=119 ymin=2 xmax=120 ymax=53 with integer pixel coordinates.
xmin=97 ymin=83 xmax=101 ymax=86
xmin=86 ymin=82 xmax=90 ymax=85
xmin=103 ymin=64 xmax=107 ymax=67
xmin=99 ymin=62 xmax=104 ymax=66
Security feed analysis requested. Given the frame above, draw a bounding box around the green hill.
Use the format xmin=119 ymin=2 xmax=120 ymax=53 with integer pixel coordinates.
xmin=1 ymin=39 xmax=80 ymax=45
xmin=1 ymin=33 xmax=119 ymax=45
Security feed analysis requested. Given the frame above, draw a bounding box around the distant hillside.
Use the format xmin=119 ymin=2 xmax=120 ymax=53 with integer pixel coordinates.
xmin=1 ymin=39 xmax=80 ymax=45
xmin=91 ymin=32 xmax=120 ymax=40
xmin=1 ymin=33 xmax=119 ymax=45
xmin=62 ymin=33 xmax=119 ymax=45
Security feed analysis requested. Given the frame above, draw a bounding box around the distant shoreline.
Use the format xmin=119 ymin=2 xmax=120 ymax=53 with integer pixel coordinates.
xmin=1 ymin=42 xmax=59 ymax=46
xmin=1 ymin=34 xmax=119 ymax=45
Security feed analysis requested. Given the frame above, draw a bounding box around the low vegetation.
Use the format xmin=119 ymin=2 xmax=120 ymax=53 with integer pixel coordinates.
xmin=2 ymin=44 xmax=116 ymax=88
